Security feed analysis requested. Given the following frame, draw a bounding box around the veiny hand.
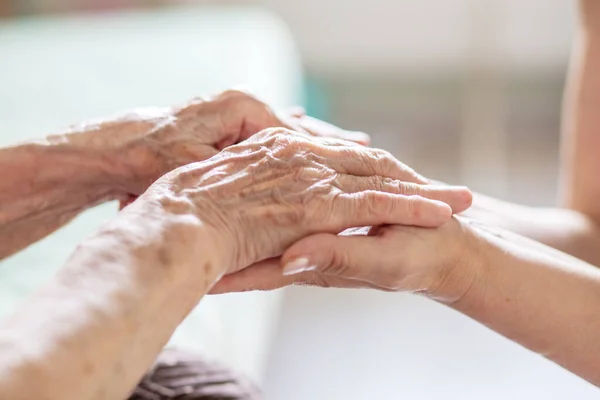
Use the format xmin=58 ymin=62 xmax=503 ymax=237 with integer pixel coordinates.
xmin=119 ymin=90 xmax=369 ymax=191
xmin=139 ymin=128 xmax=472 ymax=274
xmin=58 ymin=89 xmax=369 ymax=208
xmin=210 ymin=216 xmax=479 ymax=303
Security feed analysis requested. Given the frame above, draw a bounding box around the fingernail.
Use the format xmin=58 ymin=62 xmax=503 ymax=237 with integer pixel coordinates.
xmin=282 ymin=257 xmax=317 ymax=276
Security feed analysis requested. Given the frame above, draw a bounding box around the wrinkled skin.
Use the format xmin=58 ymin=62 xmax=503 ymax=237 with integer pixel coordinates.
xmin=0 ymin=89 xmax=371 ymax=260
xmin=142 ymin=128 xmax=473 ymax=274
xmin=114 ymin=89 xmax=370 ymax=207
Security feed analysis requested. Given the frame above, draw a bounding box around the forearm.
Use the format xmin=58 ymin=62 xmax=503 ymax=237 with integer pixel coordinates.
xmin=0 ymin=142 xmax=121 ymax=259
xmin=0 ymin=110 xmax=168 ymax=260
xmin=561 ymin=23 xmax=600 ymax=219
xmin=0 ymin=200 xmax=219 ymax=400
xmin=462 ymin=192 xmax=600 ymax=266
xmin=448 ymin=218 xmax=600 ymax=386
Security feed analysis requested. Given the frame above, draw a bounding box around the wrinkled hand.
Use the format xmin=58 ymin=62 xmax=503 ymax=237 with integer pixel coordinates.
xmin=65 ymin=89 xmax=368 ymax=208
xmin=210 ymin=216 xmax=478 ymax=302
xmin=140 ymin=128 xmax=472 ymax=274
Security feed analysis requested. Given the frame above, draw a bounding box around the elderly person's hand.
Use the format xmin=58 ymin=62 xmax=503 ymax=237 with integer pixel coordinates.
xmin=0 ymin=89 xmax=368 ymax=259
xmin=130 ymin=128 xmax=472 ymax=273
xmin=60 ymin=89 xmax=368 ymax=208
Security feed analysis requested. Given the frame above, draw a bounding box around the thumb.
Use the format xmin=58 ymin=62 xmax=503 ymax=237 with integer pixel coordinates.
xmin=281 ymin=232 xmax=379 ymax=279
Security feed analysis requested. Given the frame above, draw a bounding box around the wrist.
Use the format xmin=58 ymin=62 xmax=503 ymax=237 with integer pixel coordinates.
xmin=425 ymin=217 xmax=487 ymax=305
xmin=113 ymin=196 xmax=228 ymax=289
xmin=149 ymin=165 xmax=246 ymax=274
xmin=56 ymin=107 xmax=177 ymax=197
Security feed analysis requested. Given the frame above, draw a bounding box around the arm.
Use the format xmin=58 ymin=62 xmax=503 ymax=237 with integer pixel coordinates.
xmin=0 ymin=115 xmax=154 ymax=260
xmin=462 ymin=193 xmax=600 ymax=266
xmin=0 ymin=129 xmax=470 ymax=399
xmin=0 ymin=200 xmax=218 ymax=400
xmin=449 ymin=218 xmax=600 ymax=386
xmin=0 ymin=90 xmax=325 ymax=260
xmin=213 ymin=215 xmax=600 ymax=387
xmin=0 ymin=90 xmax=372 ymax=261
xmin=461 ymin=1 xmax=600 ymax=266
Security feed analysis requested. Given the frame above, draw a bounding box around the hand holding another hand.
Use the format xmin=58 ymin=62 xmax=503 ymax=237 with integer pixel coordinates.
xmin=211 ymin=217 xmax=479 ymax=303
xmin=137 ymin=128 xmax=472 ymax=276
xmin=60 ymin=89 xmax=368 ymax=208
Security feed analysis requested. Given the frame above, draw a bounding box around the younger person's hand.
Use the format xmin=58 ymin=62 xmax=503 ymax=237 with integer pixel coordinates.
xmin=211 ymin=216 xmax=479 ymax=303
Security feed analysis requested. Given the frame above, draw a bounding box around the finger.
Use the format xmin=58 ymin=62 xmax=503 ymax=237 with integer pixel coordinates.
xmin=241 ymin=128 xmax=426 ymax=183
xmin=210 ymin=257 xmax=375 ymax=294
xmin=330 ymin=190 xmax=452 ymax=228
xmin=210 ymin=259 xmax=292 ymax=293
xmin=205 ymin=90 xmax=295 ymax=145
xmin=220 ymin=93 xmax=284 ymax=141
xmin=322 ymin=146 xmax=428 ymax=184
xmin=333 ymin=175 xmax=473 ymax=213
xmin=292 ymin=139 xmax=427 ymax=183
xmin=216 ymin=91 xmax=335 ymax=146
xmin=281 ymin=233 xmax=384 ymax=284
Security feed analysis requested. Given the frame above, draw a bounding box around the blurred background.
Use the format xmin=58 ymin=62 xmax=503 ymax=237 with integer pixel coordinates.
xmin=1 ymin=0 xmax=596 ymax=399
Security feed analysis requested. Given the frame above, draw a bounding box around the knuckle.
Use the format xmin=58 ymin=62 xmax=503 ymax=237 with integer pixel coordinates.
xmin=273 ymin=132 xmax=310 ymax=155
xmin=365 ymin=191 xmax=389 ymax=217
xmin=372 ymin=149 xmax=398 ymax=175
xmin=219 ymin=88 xmax=255 ymax=102
xmin=396 ymin=180 xmax=410 ymax=195
xmin=257 ymin=127 xmax=290 ymax=142
xmin=219 ymin=89 xmax=265 ymax=113
xmin=398 ymin=181 xmax=423 ymax=197
xmin=372 ymin=148 xmax=394 ymax=163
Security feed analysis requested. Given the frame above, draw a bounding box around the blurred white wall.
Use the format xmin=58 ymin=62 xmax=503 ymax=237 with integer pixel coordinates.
xmin=261 ymin=0 xmax=575 ymax=76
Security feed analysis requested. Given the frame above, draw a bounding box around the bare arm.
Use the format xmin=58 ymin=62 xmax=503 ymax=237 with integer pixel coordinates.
xmin=0 ymin=200 xmax=216 ymax=400
xmin=213 ymin=214 xmax=600 ymax=387
xmin=0 ymin=129 xmax=469 ymax=399
xmin=463 ymin=193 xmax=600 ymax=266
xmin=450 ymin=218 xmax=600 ymax=386
xmin=0 ymin=115 xmax=153 ymax=260
xmin=0 ymin=90 xmax=371 ymax=262
xmin=461 ymin=1 xmax=600 ymax=266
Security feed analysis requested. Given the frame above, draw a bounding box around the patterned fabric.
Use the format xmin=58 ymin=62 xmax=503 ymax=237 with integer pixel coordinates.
xmin=128 ymin=348 xmax=262 ymax=400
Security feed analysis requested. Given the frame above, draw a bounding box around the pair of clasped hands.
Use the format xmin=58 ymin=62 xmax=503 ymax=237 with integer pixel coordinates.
xmin=121 ymin=90 xmax=474 ymax=301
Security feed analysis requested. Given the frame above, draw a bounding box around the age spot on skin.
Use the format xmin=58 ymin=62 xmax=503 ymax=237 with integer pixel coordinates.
xmin=157 ymin=247 xmax=173 ymax=270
